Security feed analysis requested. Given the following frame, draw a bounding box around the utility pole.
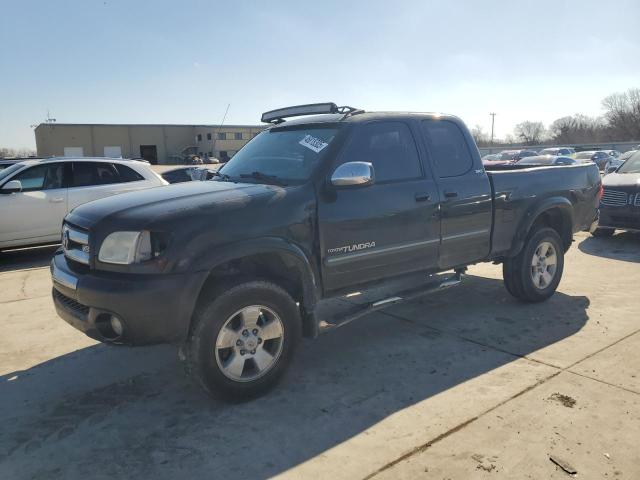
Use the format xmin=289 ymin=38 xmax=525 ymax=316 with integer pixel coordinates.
xmin=489 ymin=112 xmax=496 ymax=145
xmin=212 ymin=103 xmax=230 ymax=158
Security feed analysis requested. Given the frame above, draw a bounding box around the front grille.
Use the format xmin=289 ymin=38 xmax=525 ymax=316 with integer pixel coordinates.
xmin=53 ymin=289 xmax=90 ymax=319
xmin=62 ymin=223 xmax=90 ymax=265
xmin=635 ymin=194 xmax=640 ymax=207
xmin=601 ymin=189 xmax=629 ymax=207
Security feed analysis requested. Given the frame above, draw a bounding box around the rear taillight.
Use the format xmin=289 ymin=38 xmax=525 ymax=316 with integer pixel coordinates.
xmin=598 ymin=184 xmax=604 ymax=201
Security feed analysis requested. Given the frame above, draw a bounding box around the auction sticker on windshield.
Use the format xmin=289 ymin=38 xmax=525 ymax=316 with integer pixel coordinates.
xmin=299 ymin=134 xmax=329 ymax=153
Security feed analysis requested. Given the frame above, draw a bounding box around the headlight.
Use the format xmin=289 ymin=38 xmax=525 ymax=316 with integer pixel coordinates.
xmin=98 ymin=231 xmax=153 ymax=265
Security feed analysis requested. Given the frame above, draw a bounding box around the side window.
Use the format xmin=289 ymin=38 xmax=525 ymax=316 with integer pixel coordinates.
xmin=421 ymin=120 xmax=473 ymax=177
xmin=71 ymin=162 xmax=120 ymax=187
xmin=14 ymin=164 xmax=64 ymax=192
xmin=114 ymin=164 xmax=144 ymax=182
xmin=340 ymin=122 xmax=422 ymax=182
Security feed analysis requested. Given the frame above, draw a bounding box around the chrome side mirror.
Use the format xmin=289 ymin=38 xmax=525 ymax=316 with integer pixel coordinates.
xmin=0 ymin=180 xmax=22 ymax=194
xmin=331 ymin=162 xmax=374 ymax=187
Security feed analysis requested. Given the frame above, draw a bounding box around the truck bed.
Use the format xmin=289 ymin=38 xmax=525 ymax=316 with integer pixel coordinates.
xmin=487 ymin=163 xmax=601 ymax=257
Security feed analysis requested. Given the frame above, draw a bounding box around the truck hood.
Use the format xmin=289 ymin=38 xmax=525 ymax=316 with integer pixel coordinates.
xmin=66 ymin=180 xmax=287 ymax=230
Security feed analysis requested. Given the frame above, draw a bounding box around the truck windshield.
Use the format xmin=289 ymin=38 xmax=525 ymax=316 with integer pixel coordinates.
xmin=218 ymin=126 xmax=339 ymax=184
xmin=618 ymin=151 xmax=640 ymax=173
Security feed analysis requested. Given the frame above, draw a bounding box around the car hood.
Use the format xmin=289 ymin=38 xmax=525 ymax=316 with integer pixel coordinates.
xmin=603 ymin=172 xmax=640 ymax=189
xmin=66 ymin=180 xmax=288 ymax=230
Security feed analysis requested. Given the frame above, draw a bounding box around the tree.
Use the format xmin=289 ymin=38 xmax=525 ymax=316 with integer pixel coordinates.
xmin=470 ymin=124 xmax=489 ymax=146
xmin=0 ymin=147 xmax=36 ymax=158
xmin=602 ymin=88 xmax=640 ymax=140
xmin=549 ymin=114 xmax=606 ymax=144
xmin=514 ymin=121 xmax=546 ymax=145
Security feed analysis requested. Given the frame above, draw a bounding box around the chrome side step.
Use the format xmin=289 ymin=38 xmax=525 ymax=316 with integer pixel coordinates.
xmin=318 ymin=270 xmax=464 ymax=332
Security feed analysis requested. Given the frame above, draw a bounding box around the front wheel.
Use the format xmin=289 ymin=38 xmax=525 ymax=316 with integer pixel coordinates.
xmin=503 ymin=227 xmax=564 ymax=303
xmin=186 ymin=281 xmax=301 ymax=401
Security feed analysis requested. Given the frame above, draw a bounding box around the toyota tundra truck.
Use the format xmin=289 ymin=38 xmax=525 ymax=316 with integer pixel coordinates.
xmin=51 ymin=103 xmax=601 ymax=400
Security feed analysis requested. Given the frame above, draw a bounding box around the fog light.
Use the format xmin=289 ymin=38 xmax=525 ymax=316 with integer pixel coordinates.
xmin=110 ymin=316 xmax=123 ymax=336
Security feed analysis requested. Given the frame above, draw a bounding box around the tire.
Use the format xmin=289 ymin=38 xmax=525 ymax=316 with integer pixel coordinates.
xmin=503 ymin=227 xmax=564 ymax=303
xmin=591 ymin=227 xmax=615 ymax=237
xmin=186 ymin=280 xmax=301 ymax=401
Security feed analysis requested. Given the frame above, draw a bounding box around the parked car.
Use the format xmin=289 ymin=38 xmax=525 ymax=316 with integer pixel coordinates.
xmin=604 ymin=150 xmax=636 ymax=175
xmin=50 ymin=103 xmax=600 ymax=401
xmin=592 ymin=150 xmax=640 ymax=236
xmin=0 ymin=157 xmax=42 ymax=171
xmin=161 ymin=166 xmax=217 ymax=184
xmin=515 ymin=155 xmax=576 ymax=167
xmin=482 ymin=149 xmax=537 ymax=167
xmin=539 ymin=147 xmax=576 ymax=157
xmin=0 ymin=157 xmax=167 ymax=250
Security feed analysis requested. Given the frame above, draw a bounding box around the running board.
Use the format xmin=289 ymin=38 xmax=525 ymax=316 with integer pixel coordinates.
xmin=318 ymin=271 xmax=464 ymax=332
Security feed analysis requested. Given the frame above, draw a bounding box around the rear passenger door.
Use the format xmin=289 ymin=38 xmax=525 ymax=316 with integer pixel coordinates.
xmin=420 ymin=119 xmax=492 ymax=269
xmin=67 ymin=162 xmax=145 ymax=210
xmin=319 ymin=121 xmax=441 ymax=292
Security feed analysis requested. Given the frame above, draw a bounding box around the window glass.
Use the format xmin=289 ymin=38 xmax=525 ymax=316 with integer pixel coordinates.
xmin=422 ymin=120 xmax=473 ymax=177
xmin=14 ymin=163 xmax=64 ymax=191
xmin=219 ymin=127 xmax=339 ymax=182
xmin=196 ymin=134 xmax=202 ymax=142
xmin=234 ymin=132 xmax=243 ymax=140
xmin=339 ymin=122 xmax=422 ymax=182
xmin=114 ymin=164 xmax=144 ymax=182
xmin=206 ymin=133 xmax=212 ymax=140
xmin=218 ymin=132 xmax=226 ymax=140
xmin=72 ymin=162 xmax=121 ymax=187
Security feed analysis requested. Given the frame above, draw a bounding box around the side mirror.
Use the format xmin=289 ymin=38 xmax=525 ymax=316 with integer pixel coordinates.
xmin=331 ymin=162 xmax=374 ymax=187
xmin=0 ymin=180 xmax=22 ymax=194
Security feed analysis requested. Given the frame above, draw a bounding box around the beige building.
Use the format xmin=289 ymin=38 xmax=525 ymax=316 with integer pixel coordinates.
xmin=35 ymin=123 xmax=265 ymax=164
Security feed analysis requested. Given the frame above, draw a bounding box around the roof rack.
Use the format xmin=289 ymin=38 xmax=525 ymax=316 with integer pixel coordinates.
xmin=261 ymin=103 xmax=364 ymax=124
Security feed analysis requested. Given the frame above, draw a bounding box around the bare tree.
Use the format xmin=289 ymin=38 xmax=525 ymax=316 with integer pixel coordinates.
xmin=0 ymin=147 xmax=37 ymax=158
xmin=602 ymin=88 xmax=640 ymax=140
xmin=549 ymin=114 xmax=606 ymax=144
xmin=470 ymin=124 xmax=489 ymax=146
xmin=514 ymin=121 xmax=546 ymax=145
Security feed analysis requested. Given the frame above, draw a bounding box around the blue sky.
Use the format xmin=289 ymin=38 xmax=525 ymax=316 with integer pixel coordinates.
xmin=1 ymin=0 xmax=638 ymax=149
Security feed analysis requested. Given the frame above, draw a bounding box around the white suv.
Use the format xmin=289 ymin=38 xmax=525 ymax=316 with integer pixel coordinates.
xmin=0 ymin=157 xmax=167 ymax=249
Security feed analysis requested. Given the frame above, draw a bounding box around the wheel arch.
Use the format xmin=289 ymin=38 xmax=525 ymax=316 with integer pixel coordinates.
xmin=509 ymin=197 xmax=574 ymax=257
xmin=190 ymin=237 xmax=320 ymax=339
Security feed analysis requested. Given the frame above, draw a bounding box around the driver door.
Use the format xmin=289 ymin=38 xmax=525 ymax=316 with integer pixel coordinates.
xmin=0 ymin=162 xmax=67 ymax=245
xmin=318 ymin=121 xmax=441 ymax=292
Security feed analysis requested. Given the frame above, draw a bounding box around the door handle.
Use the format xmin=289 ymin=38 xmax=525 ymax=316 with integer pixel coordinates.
xmin=444 ymin=190 xmax=458 ymax=198
xmin=49 ymin=197 xmax=65 ymax=203
xmin=414 ymin=192 xmax=431 ymax=202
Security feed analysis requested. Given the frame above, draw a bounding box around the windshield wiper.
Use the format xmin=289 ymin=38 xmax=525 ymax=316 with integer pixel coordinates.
xmin=239 ymin=171 xmax=288 ymax=186
xmin=211 ymin=171 xmax=231 ymax=181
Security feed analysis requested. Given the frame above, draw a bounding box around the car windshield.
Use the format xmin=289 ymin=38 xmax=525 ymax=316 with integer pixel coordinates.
xmin=518 ymin=155 xmax=553 ymax=165
xmin=618 ymin=151 xmax=640 ymax=173
xmin=0 ymin=163 xmax=25 ymax=183
xmin=575 ymin=152 xmax=594 ymax=159
xmin=499 ymin=152 xmax=516 ymax=160
xmin=539 ymin=149 xmax=558 ymax=155
xmin=219 ymin=126 xmax=340 ymax=184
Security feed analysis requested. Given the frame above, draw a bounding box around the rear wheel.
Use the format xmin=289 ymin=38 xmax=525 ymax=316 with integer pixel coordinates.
xmin=186 ymin=281 xmax=300 ymax=401
xmin=503 ymin=227 xmax=564 ymax=303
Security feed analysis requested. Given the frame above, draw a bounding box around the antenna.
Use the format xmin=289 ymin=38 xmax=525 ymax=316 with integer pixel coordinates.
xmin=211 ymin=103 xmax=230 ymax=156
xmin=31 ymin=110 xmax=56 ymax=128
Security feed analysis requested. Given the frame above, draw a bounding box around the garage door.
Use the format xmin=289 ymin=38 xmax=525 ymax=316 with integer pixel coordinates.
xmin=104 ymin=146 xmax=122 ymax=158
xmin=63 ymin=147 xmax=84 ymax=157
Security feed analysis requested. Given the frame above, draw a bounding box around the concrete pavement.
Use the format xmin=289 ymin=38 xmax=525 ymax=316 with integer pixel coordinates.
xmin=0 ymin=232 xmax=639 ymax=479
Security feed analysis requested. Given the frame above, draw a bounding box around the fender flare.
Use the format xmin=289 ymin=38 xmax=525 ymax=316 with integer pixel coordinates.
xmin=193 ymin=236 xmax=320 ymax=312
xmin=508 ymin=197 xmax=573 ymax=257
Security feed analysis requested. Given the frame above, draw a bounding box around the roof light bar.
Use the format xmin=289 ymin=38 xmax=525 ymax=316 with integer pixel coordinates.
xmin=261 ymin=103 xmax=339 ymax=123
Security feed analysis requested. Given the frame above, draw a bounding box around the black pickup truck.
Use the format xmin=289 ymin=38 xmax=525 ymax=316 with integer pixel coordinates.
xmin=51 ymin=103 xmax=601 ymax=400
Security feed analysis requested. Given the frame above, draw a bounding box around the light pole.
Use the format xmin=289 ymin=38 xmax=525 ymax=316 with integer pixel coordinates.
xmin=489 ymin=112 xmax=496 ymax=145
